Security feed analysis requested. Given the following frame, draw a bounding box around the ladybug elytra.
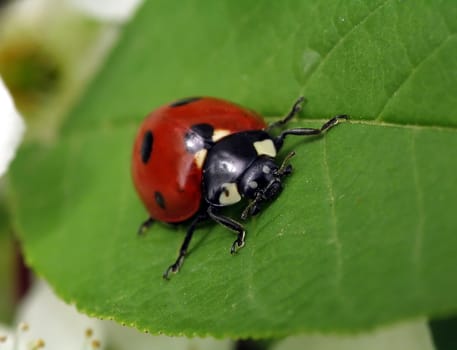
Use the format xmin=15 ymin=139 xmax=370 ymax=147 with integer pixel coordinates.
xmin=131 ymin=97 xmax=347 ymax=279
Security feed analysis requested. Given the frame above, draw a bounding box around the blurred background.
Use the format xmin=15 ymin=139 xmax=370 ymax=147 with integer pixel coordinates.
xmin=0 ymin=1 xmax=455 ymax=349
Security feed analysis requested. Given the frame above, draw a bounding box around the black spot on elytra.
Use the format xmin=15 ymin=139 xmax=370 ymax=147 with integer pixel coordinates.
xmin=184 ymin=123 xmax=214 ymax=154
xmin=170 ymin=97 xmax=201 ymax=107
xmin=141 ymin=131 xmax=153 ymax=164
xmin=155 ymin=191 xmax=166 ymax=209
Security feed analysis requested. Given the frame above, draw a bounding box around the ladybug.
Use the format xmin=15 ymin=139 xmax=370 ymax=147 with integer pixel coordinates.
xmin=132 ymin=96 xmax=347 ymax=279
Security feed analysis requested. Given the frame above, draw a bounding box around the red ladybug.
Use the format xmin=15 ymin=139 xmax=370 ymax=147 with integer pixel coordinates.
xmin=132 ymin=96 xmax=347 ymax=279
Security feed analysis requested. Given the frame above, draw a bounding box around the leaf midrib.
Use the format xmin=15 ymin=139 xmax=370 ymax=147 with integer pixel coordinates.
xmin=59 ymin=118 xmax=457 ymax=141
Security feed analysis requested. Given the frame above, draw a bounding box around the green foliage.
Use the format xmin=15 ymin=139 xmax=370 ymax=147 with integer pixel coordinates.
xmin=0 ymin=202 xmax=14 ymax=323
xmin=9 ymin=0 xmax=457 ymax=338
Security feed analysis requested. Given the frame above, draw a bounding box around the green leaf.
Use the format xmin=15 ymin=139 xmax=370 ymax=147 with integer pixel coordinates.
xmin=9 ymin=0 xmax=457 ymax=338
xmin=0 ymin=200 xmax=14 ymax=323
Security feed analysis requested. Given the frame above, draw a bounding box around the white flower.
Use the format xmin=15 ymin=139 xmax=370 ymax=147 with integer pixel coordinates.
xmin=0 ymin=322 xmax=46 ymax=350
xmin=1 ymin=280 xmax=232 ymax=350
xmin=272 ymin=320 xmax=435 ymax=350
xmin=14 ymin=280 xmax=106 ymax=350
xmin=0 ymin=77 xmax=25 ymax=177
xmin=66 ymin=0 xmax=144 ymax=22
xmin=0 ymin=324 xmax=14 ymax=350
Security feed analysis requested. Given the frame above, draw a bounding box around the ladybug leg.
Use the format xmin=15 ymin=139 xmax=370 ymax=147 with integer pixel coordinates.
xmin=207 ymin=206 xmax=246 ymax=254
xmin=266 ymin=96 xmax=306 ymax=131
xmin=274 ymin=114 xmax=348 ymax=150
xmin=163 ymin=213 xmax=206 ymax=280
xmin=137 ymin=217 xmax=154 ymax=235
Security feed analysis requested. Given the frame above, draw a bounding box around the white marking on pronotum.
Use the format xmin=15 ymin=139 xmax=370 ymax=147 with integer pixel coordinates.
xmin=194 ymin=149 xmax=208 ymax=168
xmin=219 ymin=182 xmax=241 ymax=205
xmin=262 ymin=165 xmax=270 ymax=174
xmin=248 ymin=181 xmax=258 ymax=189
xmin=212 ymin=129 xmax=230 ymax=142
xmin=253 ymin=139 xmax=276 ymax=157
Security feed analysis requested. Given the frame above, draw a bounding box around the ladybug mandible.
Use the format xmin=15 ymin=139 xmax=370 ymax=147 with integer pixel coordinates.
xmin=131 ymin=97 xmax=347 ymax=279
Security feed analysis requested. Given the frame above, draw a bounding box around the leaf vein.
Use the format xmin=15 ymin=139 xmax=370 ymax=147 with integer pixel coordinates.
xmin=322 ymin=137 xmax=343 ymax=286
xmin=301 ymin=0 xmax=390 ymax=91
xmin=410 ymin=130 xmax=424 ymax=278
xmin=376 ymin=32 xmax=457 ymax=121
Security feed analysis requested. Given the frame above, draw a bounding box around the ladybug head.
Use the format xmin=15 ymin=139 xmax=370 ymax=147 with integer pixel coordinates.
xmin=239 ymin=155 xmax=293 ymax=219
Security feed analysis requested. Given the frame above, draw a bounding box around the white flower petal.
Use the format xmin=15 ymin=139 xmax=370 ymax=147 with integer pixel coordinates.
xmin=15 ymin=280 xmax=106 ymax=350
xmin=0 ymin=77 xmax=25 ymax=177
xmin=272 ymin=320 xmax=434 ymax=350
xmin=104 ymin=320 xmax=233 ymax=350
xmin=0 ymin=324 xmax=14 ymax=350
xmin=67 ymin=0 xmax=143 ymax=22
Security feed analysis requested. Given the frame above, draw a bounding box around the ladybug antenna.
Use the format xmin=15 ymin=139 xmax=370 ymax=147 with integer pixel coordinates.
xmin=277 ymin=151 xmax=295 ymax=176
xmin=241 ymin=193 xmax=262 ymax=220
